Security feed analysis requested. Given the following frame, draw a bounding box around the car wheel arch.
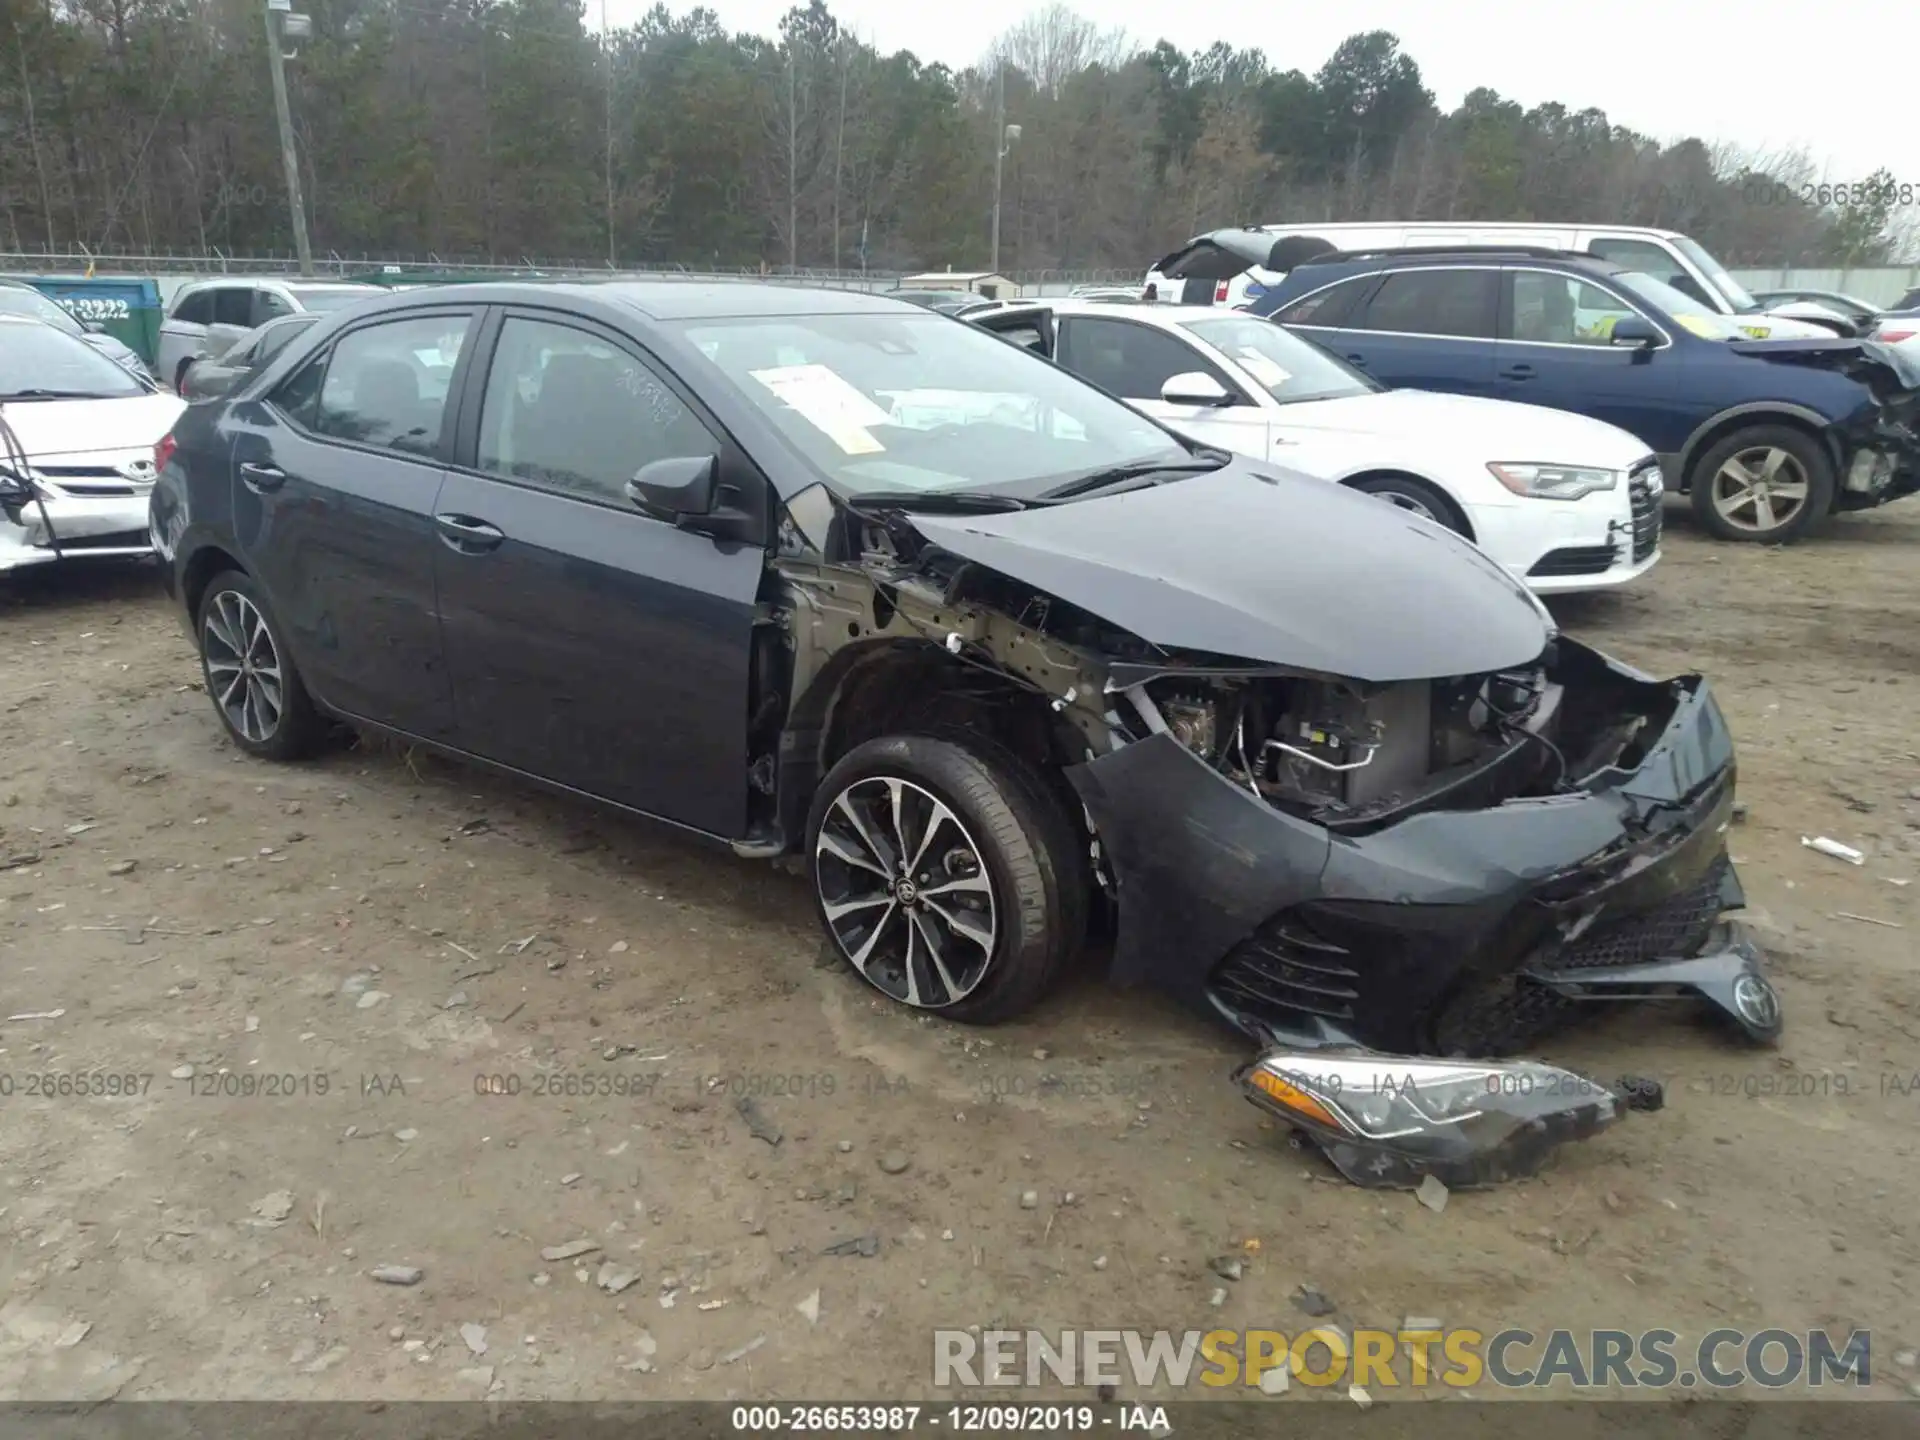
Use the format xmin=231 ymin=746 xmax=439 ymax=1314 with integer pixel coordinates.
xmin=775 ymin=637 xmax=1087 ymax=858
xmin=183 ymin=543 xmax=248 ymax=623
xmin=1339 ymin=469 xmax=1475 ymax=539
xmin=1676 ymin=405 xmax=1839 ymax=492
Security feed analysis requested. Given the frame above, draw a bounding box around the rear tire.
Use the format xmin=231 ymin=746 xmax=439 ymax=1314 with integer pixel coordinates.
xmin=1686 ymin=424 xmax=1834 ymax=543
xmin=196 ymin=570 xmax=324 ymax=761
xmin=1348 ymin=474 xmax=1469 ymax=536
xmin=806 ymin=733 xmax=1086 ymax=1025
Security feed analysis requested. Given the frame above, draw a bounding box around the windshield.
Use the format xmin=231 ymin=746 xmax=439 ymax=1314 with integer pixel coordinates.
xmin=1612 ymin=271 xmax=1746 ymax=340
xmin=288 ymin=287 xmax=379 ymax=313
xmin=1671 ymin=235 xmax=1759 ymax=313
xmin=681 ymin=312 xmax=1189 ymax=495
xmin=1182 ymin=316 xmax=1378 ymax=403
xmin=0 ymin=322 xmax=147 ymax=398
xmin=0 ymin=287 xmax=84 ymax=336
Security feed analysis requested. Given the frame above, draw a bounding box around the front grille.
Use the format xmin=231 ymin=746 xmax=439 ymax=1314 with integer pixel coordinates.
xmin=1528 ymin=545 xmax=1618 ymax=577
xmin=51 ymin=528 xmax=150 ymax=551
xmin=1211 ymin=913 xmax=1362 ymax=1021
xmin=1628 ymin=463 xmax=1662 ymax=562
xmin=1550 ymin=854 xmax=1729 ymax=971
xmin=33 ymin=466 xmax=149 ymax=498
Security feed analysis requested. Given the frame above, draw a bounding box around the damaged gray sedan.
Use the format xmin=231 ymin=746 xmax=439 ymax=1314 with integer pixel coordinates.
xmin=151 ymin=282 xmax=1782 ymax=1073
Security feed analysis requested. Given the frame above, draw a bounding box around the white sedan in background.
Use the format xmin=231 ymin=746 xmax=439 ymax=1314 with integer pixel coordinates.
xmin=968 ymin=299 xmax=1663 ymax=595
xmin=0 ymin=316 xmax=183 ymax=574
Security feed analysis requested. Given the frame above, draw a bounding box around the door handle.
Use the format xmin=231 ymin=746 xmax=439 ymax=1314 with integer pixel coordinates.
xmin=1501 ymin=363 xmax=1536 ymax=380
xmin=1345 ymin=353 xmax=1368 ymax=367
xmin=434 ymin=513 xmax=505 ymax=553
xmin=238 ymin=461 xmax=285 ymax=492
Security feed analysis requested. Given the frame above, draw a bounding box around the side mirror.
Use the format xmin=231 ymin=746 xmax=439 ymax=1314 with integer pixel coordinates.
xmin=0 ymin=467 xmax=29 ymax=504
xmin=187 ymin=366 xmax=238 ymax=400
xmin=1608 ymin=316 xmax=1660 ymax=349
xmin=625 ymin=454 xmax=719 ymax=522
xmin=202 ymin=323 xmax=251 ymax=358
xmin=1161 ymin=370 xmax=1235 ymax=407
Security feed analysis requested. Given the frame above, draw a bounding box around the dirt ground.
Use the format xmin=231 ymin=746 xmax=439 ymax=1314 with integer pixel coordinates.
xmin=3 ymin=499 xmax=1920 ymax=1408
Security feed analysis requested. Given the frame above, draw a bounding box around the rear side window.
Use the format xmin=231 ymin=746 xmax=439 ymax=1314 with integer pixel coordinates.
xmin=1273 ymin=275 xmax=1376 ymax=328
xmin=1348 ymin=269 xmax=1497 ymax=339
xmin=172 ymin=289 xmax=214 ymax=325
xmin=212 ymin=288 xmax=255 ymax=327
xmin=314 ymin=315 xmax=472 ymax=456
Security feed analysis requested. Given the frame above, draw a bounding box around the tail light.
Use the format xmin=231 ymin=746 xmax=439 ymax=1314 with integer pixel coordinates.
xmin=1878 ymin=329 xmax=1915 ymax=344
xmin=1214 ymin=280 xmax=1230 ymax=303
xmin=155 ymin=433 xmax=177 ymax=474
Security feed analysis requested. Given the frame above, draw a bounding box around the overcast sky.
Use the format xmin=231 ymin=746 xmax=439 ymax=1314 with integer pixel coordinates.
xmin=603 ymin=0 xmax=1913 ymax=184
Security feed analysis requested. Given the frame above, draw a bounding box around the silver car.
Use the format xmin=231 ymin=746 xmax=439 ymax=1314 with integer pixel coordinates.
xmin=154 ymin=278 xmax=383 ymax=393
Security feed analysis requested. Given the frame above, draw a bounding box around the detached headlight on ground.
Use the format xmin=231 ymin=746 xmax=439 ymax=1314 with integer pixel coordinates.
xmin=1487 ymin=463 xmax=1620 ymax=501
xmin=1234 ymin=1051 xmax=1622 ymax=1189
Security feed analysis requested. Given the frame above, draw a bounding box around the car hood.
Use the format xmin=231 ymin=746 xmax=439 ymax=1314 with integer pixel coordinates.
xmin=901 ymin=460 xmax=1553 ymax=682
xmin=1725 ymin=336 xmax=1920 ymax=392
xmin=2 ymin=392 xmax=185 ymax=460
xmin=1269 ymin=390 xmax=1653 ymax=469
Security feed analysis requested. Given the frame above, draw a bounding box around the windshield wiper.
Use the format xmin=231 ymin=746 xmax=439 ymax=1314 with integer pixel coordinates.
xmin=1038 ymin=449 xmax=1231 ymax=501
xmin=0 ymin=389 xmax=117 ymax=401
xmin=844 ymin=489 xmax=1034 ymax=516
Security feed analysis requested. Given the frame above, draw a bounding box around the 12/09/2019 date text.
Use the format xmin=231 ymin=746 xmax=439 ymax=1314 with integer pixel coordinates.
xmin=729 ymin=1405 xmax=1102 ymax=1432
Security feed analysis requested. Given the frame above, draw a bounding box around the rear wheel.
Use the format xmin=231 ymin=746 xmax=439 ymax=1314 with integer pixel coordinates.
xmin=196 ymin=570 xmax=324 ymax=760
xmin=1348 ymin=474 xmax=1468 ymax=535
xmin=806 ymin=733 xmax=1085 ymax=1025
xmin=1686 ymin=424 xmax=1834 ymax=543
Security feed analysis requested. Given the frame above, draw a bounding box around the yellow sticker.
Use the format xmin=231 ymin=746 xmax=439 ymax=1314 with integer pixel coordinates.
xmin=1737 ymin=324 xmax=1770 ymax=339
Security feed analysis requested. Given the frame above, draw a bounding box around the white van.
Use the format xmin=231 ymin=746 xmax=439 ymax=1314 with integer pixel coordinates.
xmin=1143 ymin=223 xmax=1845 ymax=339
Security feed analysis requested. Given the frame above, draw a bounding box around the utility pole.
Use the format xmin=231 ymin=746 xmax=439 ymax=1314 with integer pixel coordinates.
xmin=602 ymin=0 xmax=615 ymax=267
xmin=263 ymin=1 xmax=314 ymax=276
xmin=989 ymin=64 xmax=1019 ymax=275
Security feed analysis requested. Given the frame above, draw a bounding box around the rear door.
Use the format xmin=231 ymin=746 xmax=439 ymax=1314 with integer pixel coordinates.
xmin=1327 ymin=266 xmax=1500 ymax=395
xmin=229 ymin=306 xmax=477 ymax=739
xmin=1494 ymin=267 xmax=1690 ymax=451
xmin=430 ymin=308 xmax=767 ymax=837
xmin=1053 ymin=315 xmax=1272 ymax=458
xmin=158 ymin=286 xmax=217 ymax=389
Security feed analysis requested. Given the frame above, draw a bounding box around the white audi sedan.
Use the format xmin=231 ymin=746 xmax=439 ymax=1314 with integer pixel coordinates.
xmin=0 ymin=316 xmax=184 ymax=574
xmin=969 ymin=299 xmax=1662 ymax=594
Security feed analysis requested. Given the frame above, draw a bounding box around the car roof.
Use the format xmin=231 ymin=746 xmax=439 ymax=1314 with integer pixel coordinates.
xmin=332 ymin=279 xmax=930 ymax=321
xmin=1001 ymin=299 xmax=1227 ymax=326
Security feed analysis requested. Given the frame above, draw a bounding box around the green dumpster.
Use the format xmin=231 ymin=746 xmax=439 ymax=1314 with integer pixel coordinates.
xmin=18 ymin=276 xmax=164 ymax=366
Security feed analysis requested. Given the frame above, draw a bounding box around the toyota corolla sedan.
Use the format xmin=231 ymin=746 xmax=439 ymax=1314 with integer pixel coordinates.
xmin=0 ymin=316 xmax=182 ymax=573
xmin=148 ymin=282 xmax=1781 ymax=1057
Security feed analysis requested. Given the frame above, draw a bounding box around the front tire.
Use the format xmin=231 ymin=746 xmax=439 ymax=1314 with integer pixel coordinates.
xmin=1687 ymin=424 xmax=1834 ymax=543
xmin=806 ymin=734 xmax=1085 ymax=1025
xmin=1348 ymin=474 xmax=1468 ymax=535
xmin=196 ymin=570 xmax=324 ymax=760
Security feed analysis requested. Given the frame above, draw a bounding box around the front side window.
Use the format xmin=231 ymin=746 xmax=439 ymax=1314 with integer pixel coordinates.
xmin=476 ymin=317 xmax=719 ymax=507
xmin=252 ymin=289 xmax=295 ymax=327
xmin=1508 ymin=272 xmax=1642 ymax=346
xmin=1585 ymin=238 xmax=1683 ymax=289
xmin=1057 ymin=318 xmax=1237 ymax=402
xmin=1349 ymin=269 xmax=1497 ymax=339
xmin=1611 ymin=271 xmax=1746 ymax=340
xmin=1182 ymin=316 xmax=1377 ymax=402
xmin=680 ymin=311 xmax=1187 ymax=496
xmin=303 ymin=314 xmax=471 ymax=455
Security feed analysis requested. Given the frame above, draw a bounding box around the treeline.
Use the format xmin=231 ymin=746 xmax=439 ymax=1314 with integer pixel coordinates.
xmin=0 ymin=0 xmax=1909 ymax=272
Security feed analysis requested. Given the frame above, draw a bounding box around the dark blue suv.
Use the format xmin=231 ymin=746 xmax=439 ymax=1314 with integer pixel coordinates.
xmin=1249 ymin=248 xmax=1920 ymax=542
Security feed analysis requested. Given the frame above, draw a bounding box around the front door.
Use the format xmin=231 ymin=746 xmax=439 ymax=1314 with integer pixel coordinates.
xmin=1053 ymin=314 xmax=1273 ymax=459
xmin=431 ymin=310 xmax=765 ymax=838
xmin=228 ymin=308 xmax=475 ymax=739
xmin=1494 ymin=269 xmax=1690 ymax=453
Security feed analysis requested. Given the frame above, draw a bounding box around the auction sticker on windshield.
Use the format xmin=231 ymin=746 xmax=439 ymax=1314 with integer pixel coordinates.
xmin=750 ymin=363 xmax=890 ymax=454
